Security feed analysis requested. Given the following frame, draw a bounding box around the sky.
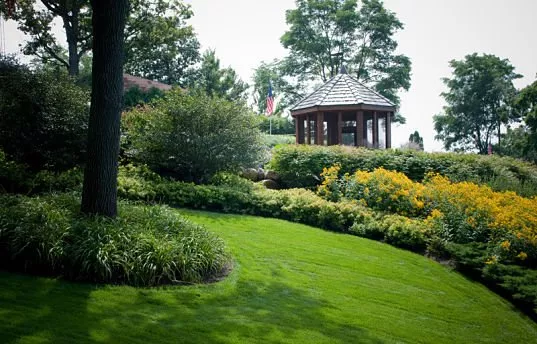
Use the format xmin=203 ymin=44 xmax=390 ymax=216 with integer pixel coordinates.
xmin=2 ymin=0 xmax=537 ymax=151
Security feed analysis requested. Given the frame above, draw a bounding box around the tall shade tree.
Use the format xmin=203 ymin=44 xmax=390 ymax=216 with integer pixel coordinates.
xmin=434 ymin=54 xmax=521 ymax=154
xmin=2 ymin=0 xmax=198 ymax=81
xmin=3 ymin=0 xmax=92 ymax=76
xmin=188 ymin=50 xmax=248 ymax=102
xmin=252 ymin=60 xmax=305 ymax=115
xmin=280 ymin=0 xmax=411 ymax=111
xmin=123 ymin=0 xmax=200 ymax=85
xmin=408 ymin=131 xmax=424 ymax=151
xmin=81 ymin=0 xmax=128 ymax=217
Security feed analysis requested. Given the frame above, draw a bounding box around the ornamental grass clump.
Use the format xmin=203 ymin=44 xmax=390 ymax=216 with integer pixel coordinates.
xmin=0 ymin=193 xmax=231 ymax=286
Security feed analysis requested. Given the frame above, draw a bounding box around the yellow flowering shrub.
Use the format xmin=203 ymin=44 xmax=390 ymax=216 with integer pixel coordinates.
xmin=319 ymin=166 xmax=537 ymax=262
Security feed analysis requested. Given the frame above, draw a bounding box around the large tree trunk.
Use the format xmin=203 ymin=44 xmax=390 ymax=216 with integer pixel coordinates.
xmin=81 ymin=0 xmax=129 ymax=217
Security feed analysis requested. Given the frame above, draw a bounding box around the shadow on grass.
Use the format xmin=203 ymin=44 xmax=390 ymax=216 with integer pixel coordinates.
xmin=0 ymin=271 xmax=384 ymax=344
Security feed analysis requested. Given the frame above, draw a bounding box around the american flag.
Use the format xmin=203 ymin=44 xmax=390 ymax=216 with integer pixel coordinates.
xmin=266 ymin=81 xmax=274 ymax=116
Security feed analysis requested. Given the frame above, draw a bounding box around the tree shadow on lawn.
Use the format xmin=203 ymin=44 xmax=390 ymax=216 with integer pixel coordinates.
xmin=0 ymin=270 xmax=385 ymax=344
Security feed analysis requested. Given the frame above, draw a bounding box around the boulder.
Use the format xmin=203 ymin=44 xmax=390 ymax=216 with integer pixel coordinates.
xmin=264 ymin=170 xmax=279 ymax=181
xmin=261 ymin=179 xmax=279 ymax=190
xmin=257 ymin=168 xmax=265 ymax=181
xmin=241 ymin=168 xmax=259 ymax=181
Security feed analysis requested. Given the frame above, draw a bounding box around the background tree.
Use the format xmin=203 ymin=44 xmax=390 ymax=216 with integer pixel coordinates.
xmin=500 ymin=79 xmax=537 ymax=162
xmin=280 ymin=0 xmax=411 ymax=114
xmin=2 ymin=0 xmax=199 ymax=83
xmin=252 ymin=60 xmax=305 ymax=115
xmin=434 ymin=54 xmax=521 ymax=154
xmin=123 ymin=0 xmax=200 ymax=85
xmin=187 ymin=50 xmax=248 ymax=102
xmin=408 ymin=131 xmax=424 ymax=151
xmin=3 ymin=0 xmax=92 ymax=76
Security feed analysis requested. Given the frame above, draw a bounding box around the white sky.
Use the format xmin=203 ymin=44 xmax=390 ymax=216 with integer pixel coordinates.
xmin=3 ymin=0 xmax=537 ymax=151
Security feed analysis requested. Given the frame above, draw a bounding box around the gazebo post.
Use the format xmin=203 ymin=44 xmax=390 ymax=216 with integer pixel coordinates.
xmin=306 ymin=114 xmax=311 ymax=144
xmin=317 ymin=111 xmax=324 ymax=145
xmin=356 ymin=111 xmax=364 ymax=147
xmin=373 ymin=111 xmax=379 ymax=148
xmin=386 ymin=112 xmax=392 ymax=148
xmin=296 ymin=115 xmax=305 ymax=144
xmin=337 ymin=112 xmax=343 ymax=145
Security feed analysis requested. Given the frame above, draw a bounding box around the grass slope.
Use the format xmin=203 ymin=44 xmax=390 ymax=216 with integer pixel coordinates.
xmin=1 ymin=210 xmax=536 ymax=344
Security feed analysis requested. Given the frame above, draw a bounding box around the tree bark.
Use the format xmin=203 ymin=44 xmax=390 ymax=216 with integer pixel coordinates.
xmin=63 ymin=10 xmax=80 ymax=76
xmin=81 ymin=0 xmax=129 ymax=217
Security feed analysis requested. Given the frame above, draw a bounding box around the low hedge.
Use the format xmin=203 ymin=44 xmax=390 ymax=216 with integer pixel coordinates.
xmin=0 ymin=193 xmax=231 ymax=286
xmin=269 ymin=145 xmax=537 ymax=196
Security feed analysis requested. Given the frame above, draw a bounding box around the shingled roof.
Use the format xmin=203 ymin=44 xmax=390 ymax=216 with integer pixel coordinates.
xmin=123 ymin=74 xmax=173 ymax=92
xmin=291 ymin=72 xmax=395 ymax=111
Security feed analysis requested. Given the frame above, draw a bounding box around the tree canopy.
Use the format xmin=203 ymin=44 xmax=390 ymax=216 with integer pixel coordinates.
xmin=188 ymin=50 xmax=248 ymax=102
xmin=3 ymin=0 xmax=200 ymax=83
xmin=280 ymin=0 xmax=411 ymax=113
xmin=434 ymin=53 xmax=521 ymax=154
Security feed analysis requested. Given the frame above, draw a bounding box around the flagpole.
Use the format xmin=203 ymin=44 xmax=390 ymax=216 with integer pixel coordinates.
xmin=269 ymin=116 xmax=272 ymax=135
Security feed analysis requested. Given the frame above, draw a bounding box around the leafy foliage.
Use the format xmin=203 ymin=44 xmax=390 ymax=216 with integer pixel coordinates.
xmin=4 ymin=0 xmax=200 ymax=81
xmin=0 ymin=193 xmax=230 ymax=285
xmin=124 ymin=86 xmax=166 ymax=110
xmin=187 ymin=50 xmax=249 ymax=102
xmin=268 ymin=144 xmax=537 ymax=196
xmin=259 ymin=115 xmax=295 ymax=135
xmin=122 ymin=90 xmax=263 ymax=183
xmin=280 ymin=0 xmax=411 ymax=109
xmin=0 ymin=57 xmax=90 ymax=170
xmin=251 ymin=60 xmax=305 ymax=115
xmin=124 ymin=0 xmax=200 ymax=85
xmin=434 ymin=54 xmax=522 ymax=154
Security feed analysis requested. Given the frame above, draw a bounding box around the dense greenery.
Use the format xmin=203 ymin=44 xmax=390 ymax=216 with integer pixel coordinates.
xmin=3 ymin=0 xmax=200 ymax=81
xmin=258 ymin=115 xmax=295 ymax=135
xmin=1 ymin=211 xmax=535 ymax=343
xmin=434 ymin=54 xmax=521 ymax=154
xmin=122 ymin=90 xmax=263 ymax=183
xmin=0 ymin=193 xmax=230 ymax=285
xmin=124 ymin=86 xmax=166 ymax=110
xmin=269 ymin=144 xmax=537 ymax=196
xmin=188 ymin=50 xmax=249 ymax=102
xmin=280 ymin=0 xmax=411 ymax=111
xmin=0 ymin=57 xmax=89 ymax=170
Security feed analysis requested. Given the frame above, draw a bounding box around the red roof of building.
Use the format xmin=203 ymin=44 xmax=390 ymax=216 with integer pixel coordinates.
xmin=123 ymin=74 xmax=173 ymax=92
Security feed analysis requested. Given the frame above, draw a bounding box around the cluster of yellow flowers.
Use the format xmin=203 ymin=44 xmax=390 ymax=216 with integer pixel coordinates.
xmin=318 ymin=166 xmax=537 ymax=262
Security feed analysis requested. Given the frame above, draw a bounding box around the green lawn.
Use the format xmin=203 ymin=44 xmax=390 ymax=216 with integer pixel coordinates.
xmin=1 ymin=210 xmax=536 ymax=344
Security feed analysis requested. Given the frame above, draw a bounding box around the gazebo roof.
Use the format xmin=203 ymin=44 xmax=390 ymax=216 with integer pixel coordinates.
xmin=291 ymin=72 xmax=395 ymax=112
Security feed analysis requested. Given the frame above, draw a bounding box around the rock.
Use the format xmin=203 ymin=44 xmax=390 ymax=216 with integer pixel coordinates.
xmin=257 ymin=168 xmax=265 ymax=181
xmin=241 ymin=168 xmax=259 ymax=181
xmin=264 ymin=170 xmax=279 ymax=181
xmin=261 ymin=179 xmax=279 ymax=190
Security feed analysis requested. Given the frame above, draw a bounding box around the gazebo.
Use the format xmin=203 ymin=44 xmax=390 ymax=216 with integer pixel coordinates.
xmin=291 ymin=68 xmax=396 ymax=148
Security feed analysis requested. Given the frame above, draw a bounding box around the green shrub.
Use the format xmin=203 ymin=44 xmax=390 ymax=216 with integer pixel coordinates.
xmin=0 ymin=150 xmax=83 ymax=194
xmin=269 ymin=145 xmax=537 ymax=196
xmin=0 ymin=193 xmax=230 ymax=286
xmin=262 ymin=134 xmax=296 ymax=149
xmin=0 ymin=57 xmax=90 ymax=171
xmin=122 ymin=89 xmax=264 ymax=183
xmin=258 ymin=116 xmax=295 ymax=135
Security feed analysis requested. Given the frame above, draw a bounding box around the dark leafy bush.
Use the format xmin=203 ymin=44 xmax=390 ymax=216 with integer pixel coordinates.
xmin=0 ymin=57 xmax=90 ymax=171
xmin=0 ymin=193 xmax=230 ymax=286
xmin=124 ymin=85 xmax=165 ymax=110
xmin=0 ymin=150 xmax=83 ymax=194
xmin=269 ymin=145 xmax=537 ymax=196
xmin=122 ymin=89 xmax=264 ymax=183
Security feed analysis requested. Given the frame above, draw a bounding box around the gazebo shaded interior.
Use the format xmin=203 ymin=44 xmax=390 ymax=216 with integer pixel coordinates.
xmin=291 ymin=70 xmax=396 ymax=148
